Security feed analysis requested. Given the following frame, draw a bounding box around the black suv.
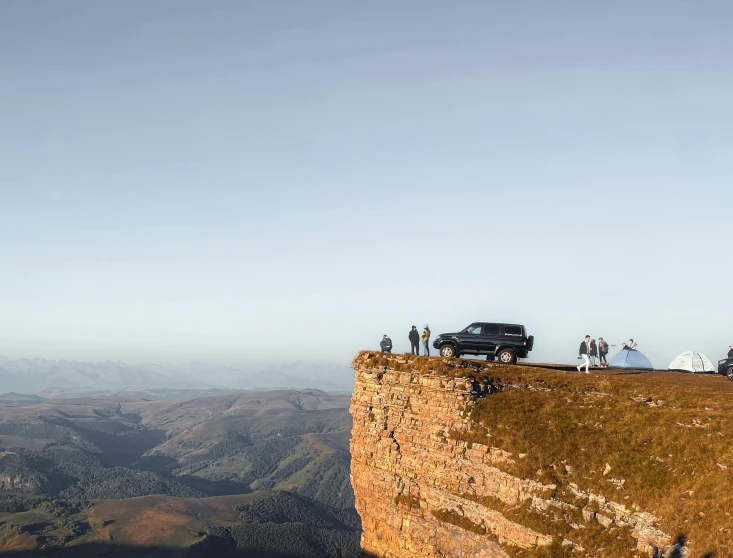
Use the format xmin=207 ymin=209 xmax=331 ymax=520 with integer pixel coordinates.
xmin=432 ymin=322 xmax=534 ymax=364
xmin=719 ymin=358 xmax=733 ymax=380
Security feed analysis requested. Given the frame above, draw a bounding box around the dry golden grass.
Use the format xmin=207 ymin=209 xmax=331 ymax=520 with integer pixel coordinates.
xmin=355 ymin=352 xmax=733 ymax=557
xmin=82 ymin=493 xmax=266 ymax=548
xmin=355 ymin=351 xmax=510 ymax=381
xmin=0 ymin=532 xmax=38 ymax=552
xmin=473 ymin=372 xmax=733 ymax=557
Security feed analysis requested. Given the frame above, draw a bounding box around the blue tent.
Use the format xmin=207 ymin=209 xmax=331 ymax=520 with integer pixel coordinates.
xmin=608 ymin=349 xmax=654 ymax=370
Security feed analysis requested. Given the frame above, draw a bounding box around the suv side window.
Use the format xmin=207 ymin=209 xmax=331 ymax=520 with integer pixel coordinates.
xmin=482 ymin=324 xmax=500 ymax=336
xmin=503 ymin=325 xmax=523 ymax=337
xmin=466 ymin=324 xmax=483 ymax=335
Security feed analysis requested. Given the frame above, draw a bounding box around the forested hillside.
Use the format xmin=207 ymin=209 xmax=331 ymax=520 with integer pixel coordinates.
xmin=0 ymin=390 xmax=358 ymax=556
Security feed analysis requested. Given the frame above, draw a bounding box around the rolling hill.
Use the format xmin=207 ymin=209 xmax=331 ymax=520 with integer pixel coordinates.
xmin=0 ymin=389 xmax=358 ymax=556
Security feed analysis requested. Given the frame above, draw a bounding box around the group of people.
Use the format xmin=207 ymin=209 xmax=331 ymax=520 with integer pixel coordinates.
xmin=379 ymin=325 xmax=432 ymax=355
xmin=577 ymin=335 xmax=611 ymax=372
xmin=577 ymin=336 xmax=638 ymax=372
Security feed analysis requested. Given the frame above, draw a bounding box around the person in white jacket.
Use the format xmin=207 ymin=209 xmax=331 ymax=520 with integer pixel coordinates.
xmin=629 ymin=339 xmax=637 ymax=349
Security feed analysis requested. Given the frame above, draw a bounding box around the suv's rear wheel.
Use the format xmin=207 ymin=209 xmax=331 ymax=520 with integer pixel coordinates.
xmin=440 ymin=344 xmax=456 ymax=358
xmin=497 ymin=349 xmax=516 ymax=365
xmin=727 ymin=366 xmax=733 ymax=381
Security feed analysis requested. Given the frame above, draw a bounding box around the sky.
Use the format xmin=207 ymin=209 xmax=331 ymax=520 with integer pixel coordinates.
xmin=1 ymin=0 xmax=732 ymax=370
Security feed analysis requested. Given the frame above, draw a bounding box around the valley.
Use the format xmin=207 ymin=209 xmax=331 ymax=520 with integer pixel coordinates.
xmin=0 ymin=389 xmax=358 ymax=556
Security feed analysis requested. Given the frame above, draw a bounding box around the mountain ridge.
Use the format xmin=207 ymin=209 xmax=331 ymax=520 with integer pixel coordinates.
xmin=0 ymin=356 xmax=353 ymax=394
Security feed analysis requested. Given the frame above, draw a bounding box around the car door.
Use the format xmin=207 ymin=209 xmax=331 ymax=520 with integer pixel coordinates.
xmin=461 ymin=323 xmax=484 ymax=351
xmin=478 ymin=323 xmax=501 ymax=354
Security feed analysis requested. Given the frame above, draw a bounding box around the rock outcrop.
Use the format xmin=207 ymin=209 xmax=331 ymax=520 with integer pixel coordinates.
xmin=350 ymin=352 xmax=733 ymax=558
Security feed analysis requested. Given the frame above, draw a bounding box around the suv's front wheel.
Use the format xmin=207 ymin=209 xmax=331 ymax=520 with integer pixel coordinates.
xmin=497 ymin=349 xmax=517 ymax=365
xmin=440 ymin=344 xmax=456 ymax=358
xmin=727 ymin=366 xmax=733 ymax=381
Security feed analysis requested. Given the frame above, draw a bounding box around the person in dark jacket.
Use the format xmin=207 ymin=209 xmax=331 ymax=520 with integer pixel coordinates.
xmin=590 ymin=339 xmax=598 ymax=366
xmin=728 ymin=345 xmax=733 ymax=358
xmin=408 ymin=326 xmax=420 ymax=355
xmin=598 ymin=337 xmax=609 ymax=365
xmin=577 ymin=335 xmax=591 ymax=373
xmin=380 ymin=335 xmax=392 ymax=353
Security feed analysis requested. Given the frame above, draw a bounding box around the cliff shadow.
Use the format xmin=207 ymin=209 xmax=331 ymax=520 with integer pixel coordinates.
xmin=70 ymin=424 xmax=168 ymax=467
xmin=0 ymin=542 xmax=368 ymax=558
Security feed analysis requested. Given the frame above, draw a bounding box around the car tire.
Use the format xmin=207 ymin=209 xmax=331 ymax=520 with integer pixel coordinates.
xmin=440 ymin=344 xmax=456 ymax=358
xmin=727 ymin=366 xmax=733 ymax=381
xmin=497 ymin=349 xmax=516 ymax=365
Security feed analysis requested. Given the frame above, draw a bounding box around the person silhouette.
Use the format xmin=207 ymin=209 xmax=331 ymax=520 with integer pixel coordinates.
xmin=590 ymin=339 xmax=598 ymax=366
xmin=408 ymin=326 xmax=420 ymax=355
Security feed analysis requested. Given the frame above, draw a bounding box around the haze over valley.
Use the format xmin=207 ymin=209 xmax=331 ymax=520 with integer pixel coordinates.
xmin=0 ymin=356 xmax=354 ymax=397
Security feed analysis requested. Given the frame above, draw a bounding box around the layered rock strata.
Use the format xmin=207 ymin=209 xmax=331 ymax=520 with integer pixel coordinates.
xmin=349 ymin=352 xmax=671 ymax=557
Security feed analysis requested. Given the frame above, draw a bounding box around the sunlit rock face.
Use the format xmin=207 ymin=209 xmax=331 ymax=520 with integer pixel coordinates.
xmin=349 ymin=352 xmax=672 ymax=558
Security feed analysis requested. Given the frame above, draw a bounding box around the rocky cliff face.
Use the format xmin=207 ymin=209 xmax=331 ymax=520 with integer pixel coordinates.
xmin=0 ymin=472 xmax=46 ymax=493
xmin=350 ymin=352 xmax=733 ymax=558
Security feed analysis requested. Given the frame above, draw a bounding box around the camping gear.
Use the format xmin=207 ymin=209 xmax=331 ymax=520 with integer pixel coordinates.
xmin=607 ymin=348 xmax=654 ymax=370
xmin=668 ymin=351 xmax=716 ymax=373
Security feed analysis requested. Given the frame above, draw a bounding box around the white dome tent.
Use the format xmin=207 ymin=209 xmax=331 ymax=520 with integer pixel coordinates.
xmin=668 ymin=351 xmax=716 ymax=374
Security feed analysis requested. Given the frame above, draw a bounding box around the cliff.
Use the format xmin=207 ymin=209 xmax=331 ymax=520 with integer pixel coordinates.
xmin=349 ymin=352 xmax=733 ymax=558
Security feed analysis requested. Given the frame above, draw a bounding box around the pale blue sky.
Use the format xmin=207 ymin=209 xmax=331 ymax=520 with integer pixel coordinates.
xmin=1 ymin=0 xmax=731 ymax=368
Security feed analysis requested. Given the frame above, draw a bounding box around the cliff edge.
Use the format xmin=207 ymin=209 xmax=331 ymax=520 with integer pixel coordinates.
xmin=349 ymin=352 xmax=733 ymax=557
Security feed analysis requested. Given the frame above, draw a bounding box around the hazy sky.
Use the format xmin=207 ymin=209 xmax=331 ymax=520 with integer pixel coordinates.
xmin=1 ymin=0 xmax=731 ymax=369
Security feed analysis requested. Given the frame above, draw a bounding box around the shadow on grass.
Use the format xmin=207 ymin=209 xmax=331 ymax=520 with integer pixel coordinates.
xmin=174 ymin=474 xmax=253 ymax=496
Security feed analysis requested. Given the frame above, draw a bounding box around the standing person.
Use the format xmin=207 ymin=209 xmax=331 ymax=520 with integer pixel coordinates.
xmin=380 ymin=335 xmax=392 ymax=353
xmin=422 ymin=325 xmax=431 ymax=357
xmin=590 ymin=339 xmax=598 ymax=366
xmin=629 ymin=339 xmax=637 ymax=349
xmin=577 ymin=335 xmax=591 ymax=373
xmin=598 ymin=337 xmax=609 ymax=366
xmin=729 ymin=345 xmax=733 ymax=358
xmin=408 ymin=326 xmax=420 ymax=355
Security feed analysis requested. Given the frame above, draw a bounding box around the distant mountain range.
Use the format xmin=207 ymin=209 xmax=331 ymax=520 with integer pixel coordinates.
xmin=0 ymin=356 xmax=354 ymax=397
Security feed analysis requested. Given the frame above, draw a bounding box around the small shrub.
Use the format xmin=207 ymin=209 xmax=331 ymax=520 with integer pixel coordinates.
xmin=431 ymin=508 xmax=485 ymax=535
xmin=394 ymin=493 xmax=421 ymax=510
